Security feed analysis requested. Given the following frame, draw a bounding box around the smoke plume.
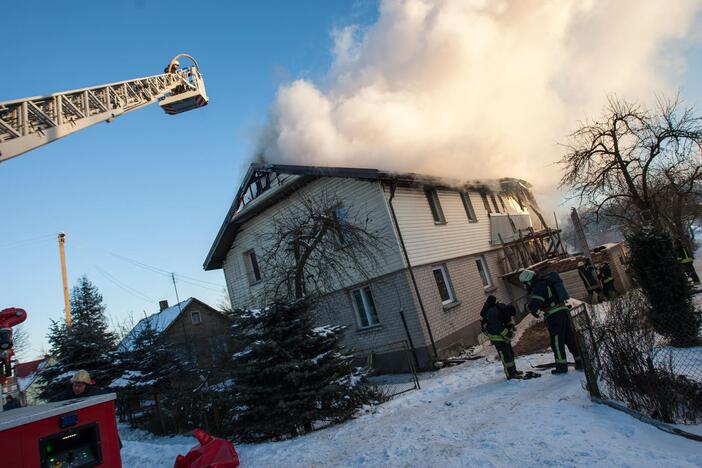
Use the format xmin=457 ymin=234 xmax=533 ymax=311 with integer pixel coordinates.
xmin=260 ymin=0 xmax=702 ymax=191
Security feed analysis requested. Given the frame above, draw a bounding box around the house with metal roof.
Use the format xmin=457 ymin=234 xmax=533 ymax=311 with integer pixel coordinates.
xmin=205 ymin=164 xmax=566 ymax=370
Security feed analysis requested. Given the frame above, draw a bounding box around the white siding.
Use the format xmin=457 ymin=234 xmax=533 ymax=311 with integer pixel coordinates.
xmin=386 ymin=186 xmax=533 ymax=267
xmin=223 ymin=178 xmax=405 ymax=309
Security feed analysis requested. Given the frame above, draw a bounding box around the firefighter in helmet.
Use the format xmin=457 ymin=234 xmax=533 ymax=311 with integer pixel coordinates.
xmin=480 ymin=295 xmax=522 ymax=380
xmin=519 ymin=269 xmax=582 ymax=374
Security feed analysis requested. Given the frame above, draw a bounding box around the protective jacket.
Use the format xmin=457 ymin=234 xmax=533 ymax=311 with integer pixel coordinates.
xmin=526 ymin=278 xmax=569 ymax=319
xmin=577 ymin=265 xmax=600 ymax=291
xmin=481 ymin=303 xmax=516 ymax=342
xmin=50 ymin=384 xmax=107 ymax=402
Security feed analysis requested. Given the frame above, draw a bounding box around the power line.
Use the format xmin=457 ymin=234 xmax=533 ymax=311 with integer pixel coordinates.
xmin=109 ymin=252 xmax=225 ymax=292
xmin=94 ymin=266 xmax=156 ymax=304
xmin=0 ymin=234 xmax=55 ymax=250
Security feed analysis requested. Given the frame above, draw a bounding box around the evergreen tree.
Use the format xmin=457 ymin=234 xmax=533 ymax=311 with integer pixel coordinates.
xmin=112 ymin=317 xmax=191 ymax=433
xmin=227 ymin=300 xmax=379 ymax=442
xmin=40 ymin=276 xmax=118 ymax=399
xmin=627 ymin=227 xmax=701 ymax=347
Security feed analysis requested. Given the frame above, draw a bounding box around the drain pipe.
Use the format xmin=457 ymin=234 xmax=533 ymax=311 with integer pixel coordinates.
xmin=387 ymin=180 xmax=438 ymax=359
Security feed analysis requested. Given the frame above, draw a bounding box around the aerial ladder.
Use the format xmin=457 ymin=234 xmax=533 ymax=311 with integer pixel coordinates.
xmin=0 ymin=53 xmax=208 ymax=163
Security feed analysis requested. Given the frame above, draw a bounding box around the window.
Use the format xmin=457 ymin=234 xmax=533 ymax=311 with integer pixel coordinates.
xmin=498 ymin=195 xmax=507 ymax=212
xmin=425 ymin=188 xmax=446 ymax=223
xmin=480 ymin=192 xmax=492 ymax=214
xmin=244 ymin=249 xmax=262 ymax=284
xmin=208 ymin=336 xmax=229 ymax=361
xmin=460 ymin=192 xmax=477 ymax=222
xmin=475 ymin=256 xmax=493 ymax=289
xmin=490 ymin=193 xmax=501 ymax=213
xmin=333 ymin=206 xmax=352 ymax=245
xmin=432 ymin=265 xmax=456 ymax=305
xmin=190 ymin=310 xmax=202 ymax=324
xmin=350 ymin=286 xmax=380 ymax=328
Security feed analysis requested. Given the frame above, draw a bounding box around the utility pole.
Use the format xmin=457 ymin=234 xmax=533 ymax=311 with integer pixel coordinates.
xmin=570 ymin=208 xmax=591 ymax=260
xmin=58 ymin=232 xmax=72 ymax=328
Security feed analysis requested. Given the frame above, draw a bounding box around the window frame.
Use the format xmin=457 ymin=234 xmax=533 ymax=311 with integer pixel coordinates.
xmin=490 ymin=193 xmax=501 ymax=213
xmin=332 ymin=206 xmax=352 ymax=246
xmin=350 ymin=285 xmax=380 ymax=329
xmin=425 ymin=188 xmax=446 ymax=224
xmin=475 ymin=255 xmax=493 ymax=289
xmin=431 ymin=264 xmax=456 ymax=305
xmin=190 ymin=310 xmax=202 ymax=325
xmin=243 ymin=249 xmax=262 ymax=285
xmin=460 ymin=192 xmax=478 ymax=223
xmin=480 ymin=192 xmax=492 ymax=214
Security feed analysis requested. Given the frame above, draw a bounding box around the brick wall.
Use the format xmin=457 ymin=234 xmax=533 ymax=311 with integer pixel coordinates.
xmin=409 ymin=248 xmax=514 ymax=357
xmin=313 ymin=269 xmax=432 ymax=370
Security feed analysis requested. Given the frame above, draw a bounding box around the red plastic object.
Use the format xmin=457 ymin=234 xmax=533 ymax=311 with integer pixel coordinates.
xmin=173 ymin=429 xmax=240 ymax=468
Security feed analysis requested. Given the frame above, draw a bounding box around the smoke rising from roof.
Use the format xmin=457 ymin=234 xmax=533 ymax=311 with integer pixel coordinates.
xmin=258 ymin=0 xmax=702 ymax=193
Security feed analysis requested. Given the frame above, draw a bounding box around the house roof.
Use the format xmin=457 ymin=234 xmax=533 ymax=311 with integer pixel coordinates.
xmin=203 ymin=163 xmax=534 ymax=271
xmin=15 ymin=356 xmax=50 ymax=392
xmin=117 ymin=298 xmax=194 ymax=352
xmin=15 ymin=356 xmax=49 ymax=379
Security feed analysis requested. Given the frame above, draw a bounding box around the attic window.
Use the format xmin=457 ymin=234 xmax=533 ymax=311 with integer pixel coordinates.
xmin=425 ymin=188 xmax=446 ymax=224
xmin=490 ymin=194 xmax=501 ymax=213
xmin=191 ymin=310 xmax=202 ymax=324
xmin=480 ymin=193 xmax=492 ymax=214
xmin=460 ymin=192 xmax=477 ymax=223
xmin=235 ymin=171 xmax=289 ymax=214
xmin=333 ymin=206 xmax=352 ymax=245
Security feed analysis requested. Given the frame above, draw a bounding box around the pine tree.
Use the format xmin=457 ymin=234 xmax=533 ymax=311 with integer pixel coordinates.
xmin=627 ymin=227 xmax=702 ymax=347
xmin=40 ymin=276 xmax=119 ymax=399
xmin=227 ymin=300 xmax=379 ymax=442
xmin=112 ymin=317 xmax=191 ymax=433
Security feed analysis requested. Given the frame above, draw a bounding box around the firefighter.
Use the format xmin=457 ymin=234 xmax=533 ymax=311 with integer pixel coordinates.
xmin=3 ymin=394 xmax=21 ymax=411
xmin=577 ymin=259 xmax=602 ymax=304
xmin=598 ymin=262 xmax=617 ymax=299
xmin=50 ymin=369 xmax=107 ymax=402
xmin=480 ymin=295 xmax=521 ymax=380
xmin=519 ymin=269 xmax=583 ymax=374
xmin=676 ymin=240 xmax=701 ymax=285
xmin=164 ymin=59 xmax=180 ymax=74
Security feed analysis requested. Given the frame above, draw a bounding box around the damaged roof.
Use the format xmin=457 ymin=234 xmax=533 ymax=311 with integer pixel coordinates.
xmin=203 ymin=163 xmax=535 ymax=271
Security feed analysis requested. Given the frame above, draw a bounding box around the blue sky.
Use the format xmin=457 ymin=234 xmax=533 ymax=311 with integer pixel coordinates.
xmin=1 ymin=1 xmax=377 ymax=357
xmin=2 ymin=1 xmax=702 ymax=359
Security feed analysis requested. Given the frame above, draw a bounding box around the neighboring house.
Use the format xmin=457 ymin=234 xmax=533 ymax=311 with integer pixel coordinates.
xmin=16 ymin=355 xmax=52 ymax=406
xmin=118 ymin=298 xmax=234 ymax=371
xmin=0 ymin=355 xmax=52 ymax=407
xmin=204 ymin=164 xmax=565 ymax=371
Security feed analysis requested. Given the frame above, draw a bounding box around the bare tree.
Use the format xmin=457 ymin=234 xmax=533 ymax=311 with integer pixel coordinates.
xmin=12 ymin=324 xmax=30 ymax=361
xmin=259 ymin=188 xmax=390 ymax=301
xmin=560 ymin=95 xmax=702 ymax=247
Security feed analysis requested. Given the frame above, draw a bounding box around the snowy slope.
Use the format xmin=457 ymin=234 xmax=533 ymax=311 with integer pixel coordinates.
xmin=120 ymin=353 xmax=702 ymax=467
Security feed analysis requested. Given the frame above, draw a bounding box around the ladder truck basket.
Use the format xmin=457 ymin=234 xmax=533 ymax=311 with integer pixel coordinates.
xmin=160 ymin=67 xmax=209 ymax=115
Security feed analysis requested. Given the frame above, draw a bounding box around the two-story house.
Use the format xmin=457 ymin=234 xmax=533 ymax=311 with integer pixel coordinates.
xmin=204 ymin=164 xmax=561 ymax=371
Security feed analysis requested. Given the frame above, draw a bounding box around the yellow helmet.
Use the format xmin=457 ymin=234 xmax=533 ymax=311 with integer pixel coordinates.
xmin=71 ymin=369 xmax=95 ymax=385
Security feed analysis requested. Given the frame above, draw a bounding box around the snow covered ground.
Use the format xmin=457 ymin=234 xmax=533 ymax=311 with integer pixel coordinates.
xmin=120 ymin=352 xmax=702 ymax=467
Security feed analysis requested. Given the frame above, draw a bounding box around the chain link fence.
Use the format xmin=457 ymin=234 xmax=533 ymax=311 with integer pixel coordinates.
xmin=351 ymin=340 xmax=420 ymax=398
xmin=571 ymin=290 xmax=702 ymax=426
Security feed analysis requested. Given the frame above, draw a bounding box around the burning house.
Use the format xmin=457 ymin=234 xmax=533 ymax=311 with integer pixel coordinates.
xmin=205 ymin=164 xmax=570 ymax=371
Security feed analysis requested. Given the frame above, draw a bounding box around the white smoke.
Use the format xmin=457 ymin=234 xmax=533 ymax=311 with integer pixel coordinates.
xmin=260 ymin=0 xmax=702 ymax=191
